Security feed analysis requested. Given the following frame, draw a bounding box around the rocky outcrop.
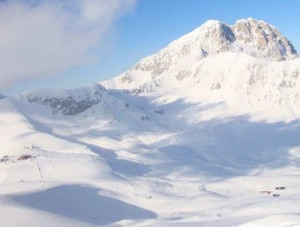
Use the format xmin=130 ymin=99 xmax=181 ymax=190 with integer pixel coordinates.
xmin=25 ymin=85 xmax=105 ymax=115
xmin=233 ymin=18 xmax=297 ymax=60
xmin=27 ymin=96 xmax=101 ymax=115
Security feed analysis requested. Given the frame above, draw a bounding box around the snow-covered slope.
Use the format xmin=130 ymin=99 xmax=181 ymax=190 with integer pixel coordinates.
xmin=102 ymin=18 xmax=297 ymax=89
xmin=1 ymin=18 xmax=300 ymax=226
xmin=102 ymin=18 xmax=299 ymax=121
xmin=22 ymin=84 xmax=107 ymax=116
xmin=127 ymin=52 xmax=300 ymax=121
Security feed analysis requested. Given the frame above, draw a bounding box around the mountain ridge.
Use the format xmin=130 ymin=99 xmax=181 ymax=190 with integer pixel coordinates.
xmin=1 ymin=18 xmax=300 ymax=226
xmin=102 ymin=18 xmax=297 ymax=90
xmin=6 ymin=18 xmax=299 ymax=121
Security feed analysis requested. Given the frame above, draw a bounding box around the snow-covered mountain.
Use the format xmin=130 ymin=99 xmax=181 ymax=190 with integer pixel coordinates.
xmin=23 ymin=84 xmax=106 ymax=116
xmin=103 ymin=18 xmax=297 ymax=89
xmin=1 ymin=18 xmax=300 ymax=226
xmin=102 ymin=18 xmax=299 ymax=120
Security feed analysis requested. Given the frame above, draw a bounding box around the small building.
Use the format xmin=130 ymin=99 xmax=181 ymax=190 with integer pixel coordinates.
xmin=18 ymin=155 xmax=33 ymax=161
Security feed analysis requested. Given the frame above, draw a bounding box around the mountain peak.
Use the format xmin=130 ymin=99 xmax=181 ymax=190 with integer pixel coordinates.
xmin=193 ymin=17 xmax=297 ymax=61
xmin=232 ymin=18 xmax=297 ymax=60
xmin=102 ymin=18 xmax=298 ymax=89
xmin=236 ymin=17 xmax=264 ymax=23
xmin=200 ymin=19 xmax=225 ymax=27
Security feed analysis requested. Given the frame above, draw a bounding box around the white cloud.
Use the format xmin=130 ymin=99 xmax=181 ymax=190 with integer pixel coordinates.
xmin=0 ymin=0 xmax=135 ymax=89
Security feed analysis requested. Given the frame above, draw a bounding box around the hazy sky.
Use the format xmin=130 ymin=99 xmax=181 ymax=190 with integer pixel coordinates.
xmin=2 ymin=0 xmax=300 ymax=94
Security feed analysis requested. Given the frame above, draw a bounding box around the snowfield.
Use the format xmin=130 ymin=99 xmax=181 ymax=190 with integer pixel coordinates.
xmin=1 ymin=18 xmax=300 ymax=226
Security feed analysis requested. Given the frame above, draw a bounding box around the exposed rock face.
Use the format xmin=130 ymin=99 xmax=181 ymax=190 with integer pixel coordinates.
xmin=27 ymin=96 xmax=101 ymax=115
xmin=103 ymin=18 xmax=298 ymax=89
xmin=26 ymin=85 xmax=105 ymax=115
xmin=233 ymin=18 xmax=297 ymax=61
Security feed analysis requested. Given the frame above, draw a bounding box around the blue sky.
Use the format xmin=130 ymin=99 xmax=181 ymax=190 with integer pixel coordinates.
xmin=2 ymin=0 xmax=300 ymax=94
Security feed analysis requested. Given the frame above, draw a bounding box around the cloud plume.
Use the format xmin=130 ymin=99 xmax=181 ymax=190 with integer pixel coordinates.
xmin=0 ymin=0 xmax=135 ymax=89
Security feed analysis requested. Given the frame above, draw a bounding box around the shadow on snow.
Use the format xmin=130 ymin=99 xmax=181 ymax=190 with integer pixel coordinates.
xmin=14 ymin=91 xmax=300 ymax=179
xmin=9 ymin=184 xmax=156 ymax=225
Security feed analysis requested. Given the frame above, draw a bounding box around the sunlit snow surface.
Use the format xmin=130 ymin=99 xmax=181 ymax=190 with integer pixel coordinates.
xmin=1 ymin=77 xmax=300 ymax=226
xmin=1 ymin=18 xmax=300 ymax=226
